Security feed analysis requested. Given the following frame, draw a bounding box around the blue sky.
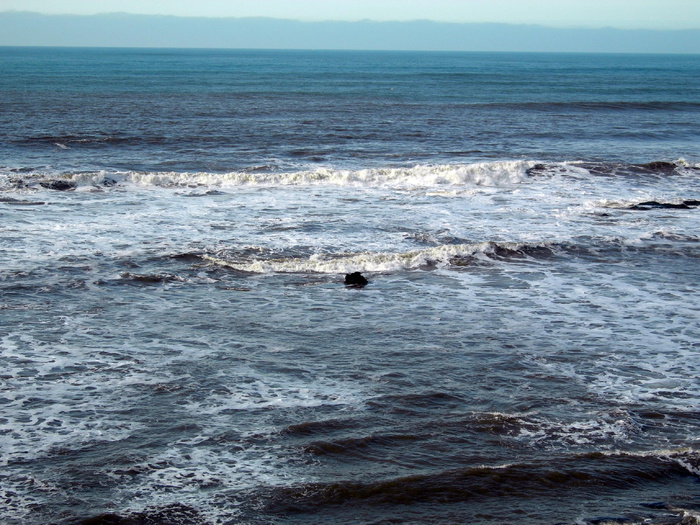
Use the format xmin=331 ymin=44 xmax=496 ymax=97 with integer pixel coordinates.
xmin=1 ymin=0 xmax=699 ymax=29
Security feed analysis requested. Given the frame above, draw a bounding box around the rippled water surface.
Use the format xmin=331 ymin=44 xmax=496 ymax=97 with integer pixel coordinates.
xmin=1 ymin=48 xmax=700 ymax=524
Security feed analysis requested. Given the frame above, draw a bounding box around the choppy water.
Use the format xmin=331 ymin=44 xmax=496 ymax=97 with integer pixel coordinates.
xmin=1 ymin=48 xmax=700 ymax=524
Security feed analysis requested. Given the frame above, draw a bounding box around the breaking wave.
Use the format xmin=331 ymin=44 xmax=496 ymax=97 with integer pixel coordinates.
xmin=4 ymin=159 xmax=697 ymax=192
xmin=204 ymin=235 xmax=700 ymax=276
xmin=1 ymin=161 xmax=535 ymax=190
xmin=204 ymin=241 xmax=553 ymax=274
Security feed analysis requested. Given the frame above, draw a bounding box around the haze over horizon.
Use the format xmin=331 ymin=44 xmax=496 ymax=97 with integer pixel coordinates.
xmin=1 ymin=0 xmax=700 ymax=30
xmin=1 ymin=10 xmax=699 ymax=53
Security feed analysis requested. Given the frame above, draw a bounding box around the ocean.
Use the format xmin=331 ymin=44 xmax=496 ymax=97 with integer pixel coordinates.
xmin=1 ymin=47 xmax=700 ymax=525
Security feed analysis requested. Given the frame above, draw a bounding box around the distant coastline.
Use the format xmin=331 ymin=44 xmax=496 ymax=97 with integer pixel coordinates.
xmin=1 ymin=11 xmax=699 ymax=53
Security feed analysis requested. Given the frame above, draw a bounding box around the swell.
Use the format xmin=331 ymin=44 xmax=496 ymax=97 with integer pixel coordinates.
xmin=65 ymin=450 xmax=700 ymax=524
xmin=280 ymin=405 xmax=661 ymax=464
xmin=203 ymin=241 xmax=556 ymax=274
xmin=3 ymin=237 xmax=696 ymax=288
xmin=202 ymin=233 xmax=700 ymax=275
xmin=70 ymin=503 xmax=209 ymax=525
xmin=3 ymin=159 xmax=697 ymax=192
xmin=10 ymin=132 xmax=160 ymax=147
xmin=526 ymin=159 xmax=700 ymax=177
xmin=261 ymin=450 xmax=698 ymax=513
xmin=462 ymin=101 xmax=700 ymax=112
xmin=0 ymin=160 xmax=534 ymax=190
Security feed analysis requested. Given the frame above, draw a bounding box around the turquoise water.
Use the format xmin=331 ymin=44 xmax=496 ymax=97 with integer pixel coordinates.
xmin=2 ymin=48 xmax=699 ymax=173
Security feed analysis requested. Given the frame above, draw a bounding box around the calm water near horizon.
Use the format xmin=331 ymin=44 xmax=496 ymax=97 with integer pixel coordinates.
xmin=1 ymin=47 xmax=700 ymax=524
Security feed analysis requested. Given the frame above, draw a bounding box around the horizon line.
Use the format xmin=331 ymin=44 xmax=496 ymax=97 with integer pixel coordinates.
xmin=3 ymin=10 xmax=700 ymax=32
xmin=2 ymin=45 xmax=698 ymax=57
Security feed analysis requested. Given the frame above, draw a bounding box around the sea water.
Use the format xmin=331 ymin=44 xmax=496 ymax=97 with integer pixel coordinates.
xmin=1 ymin=47 xmax=700 ymax=524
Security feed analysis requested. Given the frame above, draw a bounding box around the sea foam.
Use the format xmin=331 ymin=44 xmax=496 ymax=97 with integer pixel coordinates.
xmin=204 ymin=241 xmax=547 ymax=274
xmin=2 ymin=161 xmax=535 ymax=190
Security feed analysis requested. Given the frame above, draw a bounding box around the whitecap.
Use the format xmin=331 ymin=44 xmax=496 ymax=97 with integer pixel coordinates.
xmin=203 ymin=241 xmax=548 ymax=274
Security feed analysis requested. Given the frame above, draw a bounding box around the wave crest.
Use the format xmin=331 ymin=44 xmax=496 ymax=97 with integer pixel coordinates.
xmin=135 ymin=161 xmax=531 ymax=188
xmin=3 ymin=161 xmax=534 ymax=190
xmin=204 ymin=241 xmax=551 ymax=274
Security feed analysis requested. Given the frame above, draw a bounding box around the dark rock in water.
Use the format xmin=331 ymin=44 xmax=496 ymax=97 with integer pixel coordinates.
xmin=628 ymin=200 xmax=700 ymax=210
xmin=344 ymin=272 xmax=368 ymax=288
xmin=39 ymin=179 xmax=76 ymax=191
xmin=102 ymin=177 xmax=118 ymax=187
xmin=633 ymin=201 xmax=688 ymax=210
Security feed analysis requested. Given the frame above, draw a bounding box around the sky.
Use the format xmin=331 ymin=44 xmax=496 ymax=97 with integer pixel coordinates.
xmin=1 ymin=0 xmax=699 ymax=30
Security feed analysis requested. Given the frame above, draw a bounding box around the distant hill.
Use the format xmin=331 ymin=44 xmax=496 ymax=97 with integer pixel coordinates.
xmin=1 ymin=11 xmax=698 ymax=53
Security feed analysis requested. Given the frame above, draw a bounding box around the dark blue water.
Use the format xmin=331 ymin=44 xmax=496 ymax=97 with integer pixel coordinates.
xmin=2 ymin=48 xmax=699 ymax=175
xmin=2 ymin=48 xmax=700 ymax=525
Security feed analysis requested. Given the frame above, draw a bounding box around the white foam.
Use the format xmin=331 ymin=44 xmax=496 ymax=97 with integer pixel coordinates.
xmin=204 ymin=241 xmax=542 ymax=274
xmin=502 ymin=410 xmax=643 ymax=449
xmin=3 ymin=154 xmax=700 ymax=524
xmin=21 ymin=161 xmax=534 ymax=190
xmin=183 ymin=373 xmax=363 ymax=414
xmin=600 ymin=447 xmax=700 ymax=477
